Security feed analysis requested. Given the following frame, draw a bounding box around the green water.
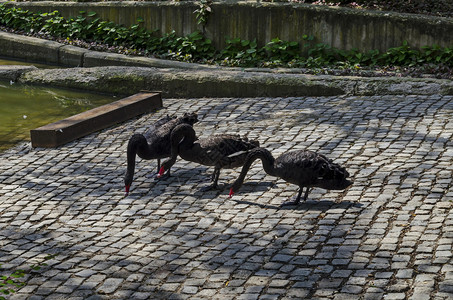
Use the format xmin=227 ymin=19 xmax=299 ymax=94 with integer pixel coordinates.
xmin=0 ymin=80 xmax=117 ymax=152
xmin=0 ymin=57 xmax=54 ymax=68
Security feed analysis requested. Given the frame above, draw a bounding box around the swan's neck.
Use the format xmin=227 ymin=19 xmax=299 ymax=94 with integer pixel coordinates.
xmin=170 ymin=124 xmax=197 ymax=158
xmin=125 ymin=135 xmax=139 ymax=187
xmin=231 ymin=148 xmax=275 ymax=192
xmin=125 ymin=134 xmax=150 ymax=186
xmin=162 ymin=124 xmax=197 ymax=172
xmin=259 ymin=148 xmax=276 ymax=177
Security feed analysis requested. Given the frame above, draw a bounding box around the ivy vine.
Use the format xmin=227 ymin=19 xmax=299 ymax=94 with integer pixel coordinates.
xmin=194 ymin=0 xmax=212 ymax=26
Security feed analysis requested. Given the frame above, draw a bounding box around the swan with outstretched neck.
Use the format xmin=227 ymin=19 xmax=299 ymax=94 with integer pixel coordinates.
xmin=229 ymin=147 xmax=352 ymax=206
xmin=124 ymin=113 xmax=198 ymax=195
xmin=158 ymin=124 xmax=260 ymax=190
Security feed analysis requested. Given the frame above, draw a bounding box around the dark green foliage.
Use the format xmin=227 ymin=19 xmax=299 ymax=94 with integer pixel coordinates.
xmin=219 ymin=38 xmax=263 ymax=66
xmin=1 ymin=4 xmax=453 ymax=72
xmin=0 ymin=6 xmax=44 ymax=32
xmin=155 ymin=31 xmax=215 ymax=61
xmin=264 ymin=38 xmax=300 ymax=62
xmin=0 ymin=5 xmax=215 ymax=61
xmin=0 ymin=254 xmax=57 ymax=300
xmin=0 ymin=268 xmax=26 ymax=300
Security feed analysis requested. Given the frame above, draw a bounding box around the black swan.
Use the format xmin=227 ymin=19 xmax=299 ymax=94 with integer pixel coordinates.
xmin=229 ymin=147 xmax=352 ymax=206
xmin=157 ymin=124 xmax=260 ymax=190
xmin=124 ymin=113 xmax=199 ymax=194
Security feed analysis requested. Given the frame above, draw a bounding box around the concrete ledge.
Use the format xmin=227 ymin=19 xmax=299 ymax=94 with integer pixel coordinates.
xmin=0 ymin=31 xmax=221 ymax=69
xmin=0 ymin=31 xmax=62 ymax=65
xmin=82 ymin=50 xmax=215 ymax=70
xmin=17 ymin=66 xmax=345 ymax=97
xmin=0 ymin=65 xmax=37 ymax=81
xmin=59 ymin=45 xmax=90 ymax=67
xmin=30 ymin=91 xmax=163 ymax=147
xmin=16 ymin=66 xmax=453 ymax=98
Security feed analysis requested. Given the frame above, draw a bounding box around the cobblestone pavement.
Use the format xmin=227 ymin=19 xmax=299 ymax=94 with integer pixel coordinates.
xmin=1 ymin=95 xmax=452 ymax=300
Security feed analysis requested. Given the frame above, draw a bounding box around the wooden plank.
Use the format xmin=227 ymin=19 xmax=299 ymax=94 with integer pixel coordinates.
xmin=30 ymin=91 xmax=162 ymax=148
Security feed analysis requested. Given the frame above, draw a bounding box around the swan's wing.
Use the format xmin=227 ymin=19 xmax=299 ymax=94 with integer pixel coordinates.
xmin=142 ymin=115 xmax=175 ymax=139
xmin=274 ymin=150 xmax=351 ymax=190
xmin=197 ymin=136 xmax=257 ymax=168
xmin=154 ymin=113 xmax=199 ymax=138
xmin=154 ymin=114 xmax=175 ymax=128
xmin=313 ymin=154 xmax=350 ymax=180
xmin=203 ymin=135 xmax=257 ymax=154
xmin=152 ymin=115 xmax=176 ymax=132
xmin=227 ymin=150 xmax=248 ymax=158
xmin=280 ymin=150 xmax=349 ymax=179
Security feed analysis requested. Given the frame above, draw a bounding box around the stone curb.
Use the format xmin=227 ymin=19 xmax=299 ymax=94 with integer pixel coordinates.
xmin=0 ymin=31 xmax=62 ymax=65
xmin=0 ymin=65 xmax=37 ymax=81
xmin=12 ymin=66 xmax=453 ymax=98
xmin=0 ymin=30 xmax=219 ymax=70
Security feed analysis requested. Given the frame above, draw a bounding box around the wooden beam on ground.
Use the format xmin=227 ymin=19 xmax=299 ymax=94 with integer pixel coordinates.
xmin=30 ymin=91 xmax=162 ymax=148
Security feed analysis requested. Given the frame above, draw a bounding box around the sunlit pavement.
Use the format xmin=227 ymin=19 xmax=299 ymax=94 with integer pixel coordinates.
xmin=1 ymin=95 xmax=452 ymax=299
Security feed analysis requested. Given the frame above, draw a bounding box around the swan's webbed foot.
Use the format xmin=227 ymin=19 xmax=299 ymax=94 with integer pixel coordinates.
xmin=200 ymin=183 xmax=218 ymax=192
xmin=201 ymin=169 xmax=220 ymax=191
xmin=280 ymin=197 xmax=301 ymax=207
xmin=279 ymin=188 xmax=309 ymax=207
xmin=154 ymin=170 xmax=170 ymax=180
xmin=155 ymin=166 xmax=171 ymax=180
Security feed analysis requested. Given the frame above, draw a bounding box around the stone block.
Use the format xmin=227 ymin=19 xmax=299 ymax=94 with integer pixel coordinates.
xmin=83 ymin=51 xmax=140 ymax=68
xmin=0 ymin=31 xmax=60 ymax=65
xmin=59 ymin=45 xmax=90 ymax=67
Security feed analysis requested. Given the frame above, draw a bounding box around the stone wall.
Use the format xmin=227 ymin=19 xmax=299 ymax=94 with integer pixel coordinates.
xmin=2 ymin=1 xmax=453 ymax=52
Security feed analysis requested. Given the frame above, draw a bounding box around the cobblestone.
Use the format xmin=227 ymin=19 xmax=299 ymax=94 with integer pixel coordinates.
xmin=1 ymin=95 xmax=453 ymax=299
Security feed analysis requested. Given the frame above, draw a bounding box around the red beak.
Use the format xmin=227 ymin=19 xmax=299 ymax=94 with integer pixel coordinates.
xmin=157 ymin=166 xmax=165 ymax=178
xmin=229 ymin=188 xmax=234 ymax=198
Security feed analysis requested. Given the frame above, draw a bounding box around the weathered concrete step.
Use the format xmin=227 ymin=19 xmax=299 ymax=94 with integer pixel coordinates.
xmin=16 ymin=66 xmax=453 ymax=98
xmin=30 ymin=91 xmax=162 ymax=148
xmin=0 ymin=31 xmax=215 ymax=69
